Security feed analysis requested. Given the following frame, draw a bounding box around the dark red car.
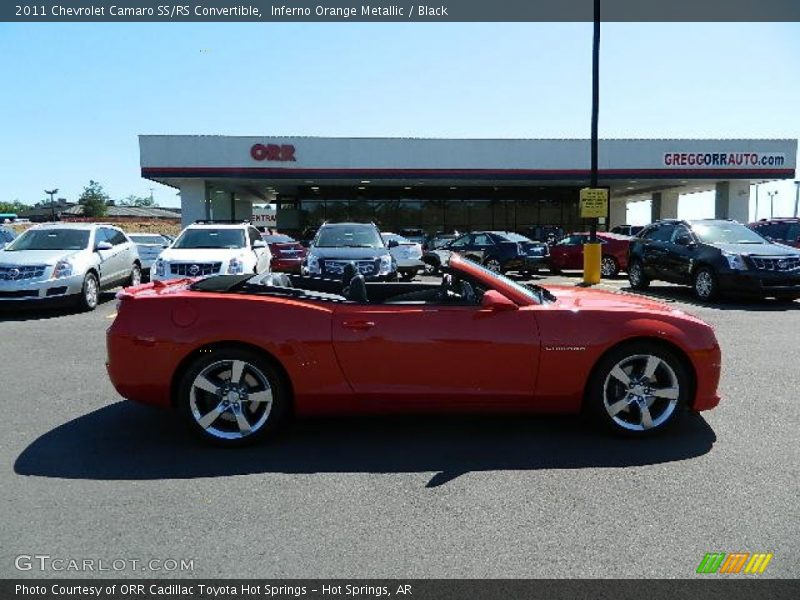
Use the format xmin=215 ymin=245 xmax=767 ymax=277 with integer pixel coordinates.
xmin=262 ymin=233 xmax=307 ymax=273
xmin=107 ymin=253 xmax=721 ymax=447
xmin=548 ymin=232 xmax=633 ymax=277
xmin=748 ymin=218 xmax=800 ymax=248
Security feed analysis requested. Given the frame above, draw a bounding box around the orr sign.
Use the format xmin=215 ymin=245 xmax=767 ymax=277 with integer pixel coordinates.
xmin=250 ymin=143 xmax=296 ymax=162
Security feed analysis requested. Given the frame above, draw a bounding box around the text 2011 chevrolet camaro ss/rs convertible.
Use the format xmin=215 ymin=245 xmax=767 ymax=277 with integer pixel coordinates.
xmin=106 ymin=253 xmax=721 ymax=446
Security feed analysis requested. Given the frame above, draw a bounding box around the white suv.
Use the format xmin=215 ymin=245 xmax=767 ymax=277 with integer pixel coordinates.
xmin=0 ymin=223 xmax=142 ymax=311
xmin=152 ymin=222 xmax=271 ymax=281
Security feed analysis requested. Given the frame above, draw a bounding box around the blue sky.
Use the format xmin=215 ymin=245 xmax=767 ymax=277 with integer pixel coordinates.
xmin=0 ymin=22 xmax=798 ymax=220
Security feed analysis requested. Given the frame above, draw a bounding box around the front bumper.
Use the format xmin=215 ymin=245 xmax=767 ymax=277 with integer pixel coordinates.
xmin=0 ymin=272 xmax=84 ymax=301
xmin=503 ymin=256 xmax=549 ymax=272
xmin=717 ymin=270 xmax=800 ymax=297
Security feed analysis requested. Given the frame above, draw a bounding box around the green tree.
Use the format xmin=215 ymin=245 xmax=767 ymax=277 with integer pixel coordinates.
xmin=78 ymin=180 xmax=109 ymax=218
xmin=0 ymin=200 xmax=28 ymax=214
xmin=119 ymin=194 xmax=156 ymax=207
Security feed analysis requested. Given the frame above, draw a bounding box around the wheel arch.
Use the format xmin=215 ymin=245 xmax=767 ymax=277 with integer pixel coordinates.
xmin=169 ymin=340 xmax=295 ymax=411
xmin=581 ymin=336 xmax=697 ymax=411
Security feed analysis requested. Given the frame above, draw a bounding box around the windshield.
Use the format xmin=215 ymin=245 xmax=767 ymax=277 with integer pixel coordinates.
xmin=315 ymin=225 xmax=384 ymax=248
xmin=130 ymin=234 xmax=166 ymax=245
xmin=5 ymin=228 xmax=90 ymax=251
xmin=460 ymin=257 xmax=550 ymax=304
xmin=692 ymin=222 xmax=767 ymax=245
xmin=172 ymin=228 xmax=245 ymax=249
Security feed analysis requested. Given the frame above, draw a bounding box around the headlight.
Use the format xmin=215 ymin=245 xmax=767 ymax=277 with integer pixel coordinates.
xmin=154 ymin=259 xmax=166 ymax=277
xmin=227 ymin=257 xmax=244 ymax=274
xmin=722 ymin=251 xmax=748 ymax=271
xmin=306 ymin=255 xmax=320 ymax=274
xmin=379 ymin=254 xmax=394 ymax=275
xmin=52 ymin=259 xmax=73 ymax=279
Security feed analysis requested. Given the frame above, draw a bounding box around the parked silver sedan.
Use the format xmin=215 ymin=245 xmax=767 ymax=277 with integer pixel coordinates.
xmin=0 ymin=223 xmax=141 ymax=311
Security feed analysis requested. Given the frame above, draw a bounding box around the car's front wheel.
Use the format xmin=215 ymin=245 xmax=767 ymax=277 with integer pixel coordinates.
xmin=178 ymin=348 xmax=290 ymax=447
xmin=692 ymin=267 xmax=719 ymax=302
xmin=628 ymin=259 xmax=650 ymax=290
xmin=587 ymin=342 xmax=689 ymax=436
xmin=126 ymin=263 xmax=142 ymax=287
xmin=76 ymin=272 xmax=99 ymax=312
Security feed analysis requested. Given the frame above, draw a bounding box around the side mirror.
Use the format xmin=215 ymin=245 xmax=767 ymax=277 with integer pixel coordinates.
xmin=252 ymin=240 xmax=266 ymax=249
xmin=481 ymin=290 xmax=518 ymax=312
xmin=387 ymin=240 xmax=399 ymax=248
xmin=95 ymin=241 xmax=113 ymax=251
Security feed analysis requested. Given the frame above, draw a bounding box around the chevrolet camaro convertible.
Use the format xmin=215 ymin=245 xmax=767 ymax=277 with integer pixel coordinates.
xmin=107 ymin=253 xmax=722 ymax=447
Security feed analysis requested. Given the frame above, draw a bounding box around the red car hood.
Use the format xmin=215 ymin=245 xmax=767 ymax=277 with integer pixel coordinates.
xmin=545 ymin=285 xmax=700 ymax=318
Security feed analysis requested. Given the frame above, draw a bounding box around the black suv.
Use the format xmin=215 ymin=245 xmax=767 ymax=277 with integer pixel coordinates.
xmin=302 ymin=222 xmax=398 ymax=281
xmin=628 ymin=219 xmax=800 ymax=301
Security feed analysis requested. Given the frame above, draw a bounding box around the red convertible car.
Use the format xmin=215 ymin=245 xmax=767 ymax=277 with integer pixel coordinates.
xmin=107 ymin=253 xmax=721 ymax=446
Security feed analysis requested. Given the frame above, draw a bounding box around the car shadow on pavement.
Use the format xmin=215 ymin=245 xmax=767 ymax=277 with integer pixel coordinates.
xmin=15 ymin=402 xmax=717 ymax=487
xmin=620 ymin=285 xmax=800 ymax=312
xmin=0 ymin=292 xmax=116 ymax=322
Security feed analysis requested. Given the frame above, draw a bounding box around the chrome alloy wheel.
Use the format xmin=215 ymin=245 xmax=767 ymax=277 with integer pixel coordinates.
xmin=189 ymin=359 xmax=273 ymax=440
xmin=130 ymin=264 xmax=142 ymax=287
xmin=694 ymin=270 xmax=714 ymax=299
xmin=602 ymin=354 xmax=680 ymax=432
xmin=629 ymin=262 xmax=642 ymax=286
xmin=601 ymin=257 xmax=617 ymax=277
xmin=84 ymin=275 xmax=99 ymax=309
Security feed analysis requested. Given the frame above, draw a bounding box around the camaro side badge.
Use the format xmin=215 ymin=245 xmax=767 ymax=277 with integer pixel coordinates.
xmin=544 ymin=346 xmax=587 ymax=351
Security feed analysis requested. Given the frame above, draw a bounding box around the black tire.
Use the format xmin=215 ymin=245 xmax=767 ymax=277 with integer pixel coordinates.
xmin=586 ymin=342 xmax=690 ymax=437
xmin=178 ymin=348 xmax=290 ymax=447
xmin=601 ymin=255 xmax=619 ymax=278
xmin=628 ymin=259 xmax=650 ymax=290
xmin=125 ymin=262 xmax=142 ymax=288
xmin=76 ymin=272 xmax=100 ymax=312
xmin=692 ymin=266 xmax=719 ymax=302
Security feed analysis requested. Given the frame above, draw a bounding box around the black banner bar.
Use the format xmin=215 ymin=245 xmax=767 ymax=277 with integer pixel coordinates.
xmin=4 ymin=0 xmax=800 ymax=23
xmin=4 ymin=580 xmax=800 ymax=600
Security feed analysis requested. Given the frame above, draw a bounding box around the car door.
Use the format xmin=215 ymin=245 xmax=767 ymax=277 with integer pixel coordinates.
xmin=663 ymin=225 xmax=697 ymax=283
xmin=639 ymin=224 xmax=675 ymax=279
xmin=331 ymin=296 xmax=540 ymax=407
xmin=106 ymin=228 xmax=134 ymax=284
xmin=93 ymin=228 xmax=117 ymax=286
xmin=444 ymin=233 xmax=472 ymax=258
xmin=470 ymin=232 xmax=495 ymax=263
xmin=550 ymin=235 xmax=584 ymax=270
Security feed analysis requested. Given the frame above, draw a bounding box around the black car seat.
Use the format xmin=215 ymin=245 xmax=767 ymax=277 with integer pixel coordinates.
xmin=345 ymin=274 xmax=368 ymax=303
xmin=341 ymin=262 xmax=357 ymax=289
xmin=459 ymin=280 xmax=476 ymax=304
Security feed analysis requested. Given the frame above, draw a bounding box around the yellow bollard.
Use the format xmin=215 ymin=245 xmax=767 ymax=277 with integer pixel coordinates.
xmin=583 ymin=242 xmax=602 ymax=284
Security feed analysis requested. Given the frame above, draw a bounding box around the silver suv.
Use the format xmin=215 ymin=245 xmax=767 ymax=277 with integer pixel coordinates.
xmin=0 ymin=223 xmax=142 ymax=311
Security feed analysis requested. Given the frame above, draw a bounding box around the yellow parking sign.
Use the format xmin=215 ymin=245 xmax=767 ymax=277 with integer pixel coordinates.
xmin=579 ymin=188 xmax=608 ymax=218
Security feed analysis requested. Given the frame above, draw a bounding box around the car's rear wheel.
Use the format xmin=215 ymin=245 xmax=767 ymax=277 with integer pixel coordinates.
xmin=587 ymin=342 xmax=689 ymax=436
xmin=628 ymin=260 xmax=650 ymax=290
xmin=178 ymin=348 xmax=289 ymax=447
xmin=601 ymin=256 xmax=619 ymax=278
xmin=76 ymin=272 xmax=99 ymax=312
xmin=484 ymin=257 xmax=503 ymax=273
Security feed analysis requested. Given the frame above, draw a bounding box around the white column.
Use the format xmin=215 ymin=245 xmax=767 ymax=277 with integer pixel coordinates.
xmin=177 ymin=180 xmax=207 ymax=227
xmin=660 ymin=190 xmax=679 ymax=219
xmin=715 ymin=180 xmax=750 ymax=223
xmin=609 ymin=198 xmax=627 ymax=229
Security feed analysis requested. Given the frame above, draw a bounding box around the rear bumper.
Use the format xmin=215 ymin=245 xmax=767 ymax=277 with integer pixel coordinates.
xmin=503 ymin=256 xmax=549 ymax=271
xmin=717 ymin=271 xmax=800 ymax=297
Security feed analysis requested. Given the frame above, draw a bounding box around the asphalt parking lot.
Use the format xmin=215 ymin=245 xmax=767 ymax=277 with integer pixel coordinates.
xmin=1 ymin=274 xmax=798 ymax=579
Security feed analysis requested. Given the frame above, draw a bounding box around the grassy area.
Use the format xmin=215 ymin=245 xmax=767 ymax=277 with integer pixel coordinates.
xmin=8 ymin=221 xmax=183 ymax=237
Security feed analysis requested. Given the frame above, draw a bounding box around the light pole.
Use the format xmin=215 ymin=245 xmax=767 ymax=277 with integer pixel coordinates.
xmin=582 ymin=0 xmax=602 ymax=285
xmin=767 ymin=190 xmax=778 ymax=219
xmin=751 ymin=182 xmax=759 ymax=221
xmin=44 ymin=188 xmax=58 ymax=222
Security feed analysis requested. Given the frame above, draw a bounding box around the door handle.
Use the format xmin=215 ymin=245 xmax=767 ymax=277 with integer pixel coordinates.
xmin=342 ymin=320 xmax=375 ymax=331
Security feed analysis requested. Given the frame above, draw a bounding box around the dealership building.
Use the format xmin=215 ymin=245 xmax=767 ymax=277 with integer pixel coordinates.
xmin=139 ymin=136 xmax=797 ymax=236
